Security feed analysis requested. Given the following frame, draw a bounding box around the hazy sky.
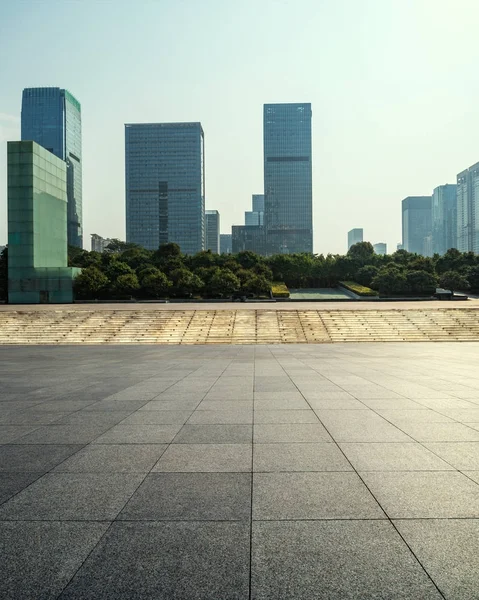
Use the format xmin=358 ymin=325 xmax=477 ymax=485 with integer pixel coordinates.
xmin=1 ymin=0 xmax=479 ymax=254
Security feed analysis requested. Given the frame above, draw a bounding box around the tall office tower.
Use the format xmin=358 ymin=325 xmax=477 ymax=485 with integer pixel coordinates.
xmin=21 ymin=87 xmax=82 ymax=248
xmin=7 ymin=141 xmax=80 ymax=303
xmin=232 ymin=225 xmax=266 ymax=255
xmin=432 ymin=184 xmax=457 ymax=255
xmin=348 ymin=228 xmax=363 ymax=250
xmin=220 ymin=234 xmax=232 ymax=254
xmin=205 ymin=210 xmax=220 ymax=254
xmin=402 ymin=196 xmax=432 ymax=255
xmin=91 ymin=234 xmax=113 ymax=253
xmin=263 ymin=103 xmax=313 ymax=254
xmin=125 ymin=123 xmax=205 ymax=254
xmin=245 ymin=193 xmax=265 ymax=226
xmin=373 ymin=243 xmax=387 ymax=255
xmin=456 ymin=163 xmax=479 ymax=253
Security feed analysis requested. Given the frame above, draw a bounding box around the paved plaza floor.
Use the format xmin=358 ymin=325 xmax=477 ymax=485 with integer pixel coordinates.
xmin=1 ymin=342 xmax=479 ymax=598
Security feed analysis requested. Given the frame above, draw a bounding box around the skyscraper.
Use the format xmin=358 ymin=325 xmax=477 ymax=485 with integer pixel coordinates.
xmin=220 ymin=234 xmax=232 ymax=255
xmin=125 ymin=123 xmax=205 ymax=254
xmin=263 ymin=103 xmax=313 ymax=254
xmin=373 ymin=243 xmax=387 ymax=255
xmin=432 ymin=184 xmax=457 ymax=255
xmin=205 ymin=210 xmax=220 ymax=254
xmin=402 ymin=196 xmax=432 ymax=255
xmin=348 ymin=228 xmax=363 ymax=250
xmin=245 ymin=194 xmax=264 ymax=226
xmin=21 ymin=87 xmax=82 ymax=248
xmin=456 ymin=163 xmax=479 ymax=253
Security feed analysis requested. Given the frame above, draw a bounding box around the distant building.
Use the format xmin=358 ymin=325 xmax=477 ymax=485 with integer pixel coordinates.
xmin=125 ymin=122 xmax=205 ymax=253
xmin=373 ymin=243 xmax=387 ymax=255
xmin=91 ymin=234 xmax=113 ymax=253
xmin=232 ymin=226 xmax=266 ymax=255
xmin=205 ymin=210 xmax=220 ymax=254
xmin=397 ymin=243 xmax=403 ymax=251
xmin=21 ymin=87 xmax=83 ymax=248
xmin=245 ymin=193 xmax=264 ymax=226
xmin=264 ymin=103 xmax=313 ymax=254
xmin=220 ymin=234 xmax=232 ymax=254
xmin=7 ymin=141 xmax=80 ymax=303
xmin=348 ymin=228 xmax=363 ymax=250
xmin=456 ymin=163 xmax=479 ymax=253
xmin=402 ymin=196 xmax=432 ymax=256
xmin=431 ymin=184 xmax=457 ymax=255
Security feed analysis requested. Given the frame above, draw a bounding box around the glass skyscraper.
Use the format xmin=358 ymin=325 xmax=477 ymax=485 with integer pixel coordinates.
xmin=348 ymin=228 xmax=363 ymax=250
xmin=432 ymin=184 xmax=457 ymax=255
xmin=125 ymin=123 xmax=205 ymax=254
xmin=456 ymin=163 xmax=479 ymax=253
xmin=205 ymin=210 xmax=220 ymax=254
xmin=402 ymin=196 xmax=432 ymax=256
xmin=263 ymin=103 xmax=313 ymax=254
xmin=21 ymin=87 xmax=83 ymax=248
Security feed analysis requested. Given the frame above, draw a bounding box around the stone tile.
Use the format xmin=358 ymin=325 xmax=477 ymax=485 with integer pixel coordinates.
xmin=315 ymin=410 xmax=413 ymax=442
xmin=253 ymin=472 xmax=384 ymax=520
xmin=188 ymin=409 xmax=253 ymax=424
xmin=394 ymin=519 xmax=479 ymax=600
xmin=197 ymin=400 xmax=253 ymax=410
xmin=94 ymin=424 xmax=181 ymax=444
xmin=0 ymin=425 xmax=39 ymax=443
xmin=254 ymin=443 xmax=352 ymax=472
xmin=59 ymin=521 xmax=249 ymax=600
xmin=307 ymin=397 xmax=367 ymax=410
xmin=10 ymin=424 xmax=113 ymax=445
xmin=0 ymin=444 xmax=83 ymax=472
xmin=463 ymin=471 xmax=479 ymax=484
xmin=252 ymin=520 xmax=441 ymax=600
xmin=119 ymin=472 xmax=251 ymax=521
xmin=301 ymin=391 xmax=358 ymax=401
xmin=139 ymin=399 xmax=201 ymax=411
xmin=0 ymin=411 xmax=68 ymax=425
xmin=395 ymin=422 xmax=479 ymax=442
xmin=254 ymin=410 xmax=319 ymax=424
xmin=359 ymin=398 xmax=425 ymax=410
xmin=433 ymin=408 xmax=479 ymax=422
xmin=0 ymin=472 xmax=43 ymax=505
xmin=253 ymin=391 xmax=304 ymax=401
xmin=340 ymin=442 xmax=454 ymax=471
xmin=376 ymin=409 xmax=454 ymax=424
xmin=54 ymin=444 xmax=167 ymax=473
xmin=82 ymin=399 xmax=150 ymax=411
xmin=153 ymin=444 xmax=251 ymax=472
xmin=424 ymin=442 xmax=479 ymax=470
xmin=362 ymin=471 xmax=479 ymax=518
xmin=120 ymin=410 xmax=192 ymax=425
xmin=253 ymin=398 xmax=310 ymax=410
xmin=254 ymin=423 xmax=332 ymax=443
xmin=0 ymin=473 xmax=145 ymax=520
xmin=173 ymin=424 xmax=252 ymax=444
xmin=55 ymin=411 xmax=132 ymax=425
xmin=32 ymin=400 xmax=96 ymax=412
xmin=0 ymin=521 xmax=109 ymax=600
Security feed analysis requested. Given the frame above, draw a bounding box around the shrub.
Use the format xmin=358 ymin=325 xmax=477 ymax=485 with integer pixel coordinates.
xmin=406 ymin=270 xmax=438 ymax=296
xmin=440 ymin=271 xmax=470 ymax=296
xmin=271 ymin=282 xmax=290 ymax=298
xmin=356 ymin=265 xmax=379 ymax=287
xmin=339 ymin=281 xmax=378 ymax=296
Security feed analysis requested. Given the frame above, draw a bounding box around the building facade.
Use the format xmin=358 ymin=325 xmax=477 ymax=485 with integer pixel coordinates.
xmin=21 ymin=87 xmax=82 ymax=248
xmin=263 ymin=103 xmax=313 ymax=254
xmin=456 ymin=163 xmax=479 ymax=253
xmin=220 ymin=234 xmax=232 ymax=254
xmin=431 ymin=184 xmax=457 ymax=255
xmin=205 ymin=210 xmax=220 ymax=254
xmin=348 ymin=228 xmax=363 ymax=250
xmin=232 ymin=226 xmax=267 ymax=255
xmin=7 ymin=141 xmax=80 ymax=303
xmin=245 ymin=194 xmax=265 ymax=226
xmin=373 ymin=243 xmax=387 ymax=255
xmin=91 ymin=234 xmax=113 ymax=253
xmin=125 ymin=122 xmax=205 ymax=254
xmin=402 ymin=196 xmax=432 ymax=256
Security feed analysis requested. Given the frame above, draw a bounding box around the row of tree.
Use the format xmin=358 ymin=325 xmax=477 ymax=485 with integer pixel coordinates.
xmin=0 ymin=242 xmax=477 ymax=301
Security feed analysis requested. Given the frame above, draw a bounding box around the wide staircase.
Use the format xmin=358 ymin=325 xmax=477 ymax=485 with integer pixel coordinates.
xmin=0 ymin=308 xmax=479 ymax=344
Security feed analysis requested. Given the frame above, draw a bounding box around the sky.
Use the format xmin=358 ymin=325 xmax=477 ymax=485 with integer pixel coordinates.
xmin=1 ymin=0 xmax=479 ymax=254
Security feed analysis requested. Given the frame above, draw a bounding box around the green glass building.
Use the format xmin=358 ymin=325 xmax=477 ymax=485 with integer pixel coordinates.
xmin=7 ymin=141 xmax=80 ymax=303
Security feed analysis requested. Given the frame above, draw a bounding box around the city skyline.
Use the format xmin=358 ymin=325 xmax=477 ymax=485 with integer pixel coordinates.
xmin=2 ymin=1 xmax=479 ymax=254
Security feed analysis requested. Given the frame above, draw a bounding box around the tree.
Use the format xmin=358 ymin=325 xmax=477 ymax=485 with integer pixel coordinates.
xmin=406 ymin=270 xmax=438 ymax=296
xmin=104 ymin=239 xmax=140 ymax=253
xmin=169 ymin=268 xmax=204 ymax=297
xmin=408 ymin=256 xmax=435 ymax=273
xmin=391 ymin=249 xmax=416 ymax=266
xmin=154 ymin=243 xmax=182 ymax=260
xmin=113 ymin=273 xmax=140 ymax=298
xmin=356 ymin=265 xmax=379 ymax=288
xmin=73 ymin=267 xmax=109 ymax=300
xmin=371 ymin=265 xmax=408 ymax=296
xmin=0 ymin=247 xmax=7 ymax=302
xmin=241 ymin=274 xmax=271 ymax=296
xmin=236 ymin=251 xmax=262 ymax=270
xmin=208 ymin=269 xmax=240 ymax=298
xmin=440 ymin=271 xmax=470 ymax=297
xmin=466 ymin=266 xmax=479 ymax=292
xmin=139 ymin=268 xmax=171 ymax=298
xmin=105 ymin=261 xmax=135 ymax=281
xmin=347 ymin=242 xmax=375 ymax=265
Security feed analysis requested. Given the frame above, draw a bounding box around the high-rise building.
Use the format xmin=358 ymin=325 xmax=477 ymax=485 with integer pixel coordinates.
xmin=263 ymin=103 xmax=313 ymax=254
xmin=348 ymin=228 xmax=363 ymax=250
xmin=91 ymin=234 xmax=113 ymax=253
xmin=456 ymin=163 xmax=479 ymax=253
xmin=431 ymin=184 xmax=457 ymax=255
xmin=7 ymin=141 xmax=80 ymax=303
xmin=373 ymin=243 xmax=387 ymax=255
xmin=21 ymin=87 xmax=82 ymax=248
xmin=125 ymin=123 xmax=205 ymax=254
xmin=220 ymin=234 xmax=232 ymax=254
xmin=232 ymin=226 xmax=266 ymax=255
xmin=402 ymin=196 xmax=432 ymax=255
xmin=205 ymin=210 xmax=220 ymax=254
xmin=245 ymin=194 xmax=265 ymax=226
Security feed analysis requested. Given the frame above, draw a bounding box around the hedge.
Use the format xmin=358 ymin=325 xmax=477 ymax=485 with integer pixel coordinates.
xmin=340 ymin=281 xmax=378 ymax=297
xmin=271 ymin=282 xmax=290 ymax=298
